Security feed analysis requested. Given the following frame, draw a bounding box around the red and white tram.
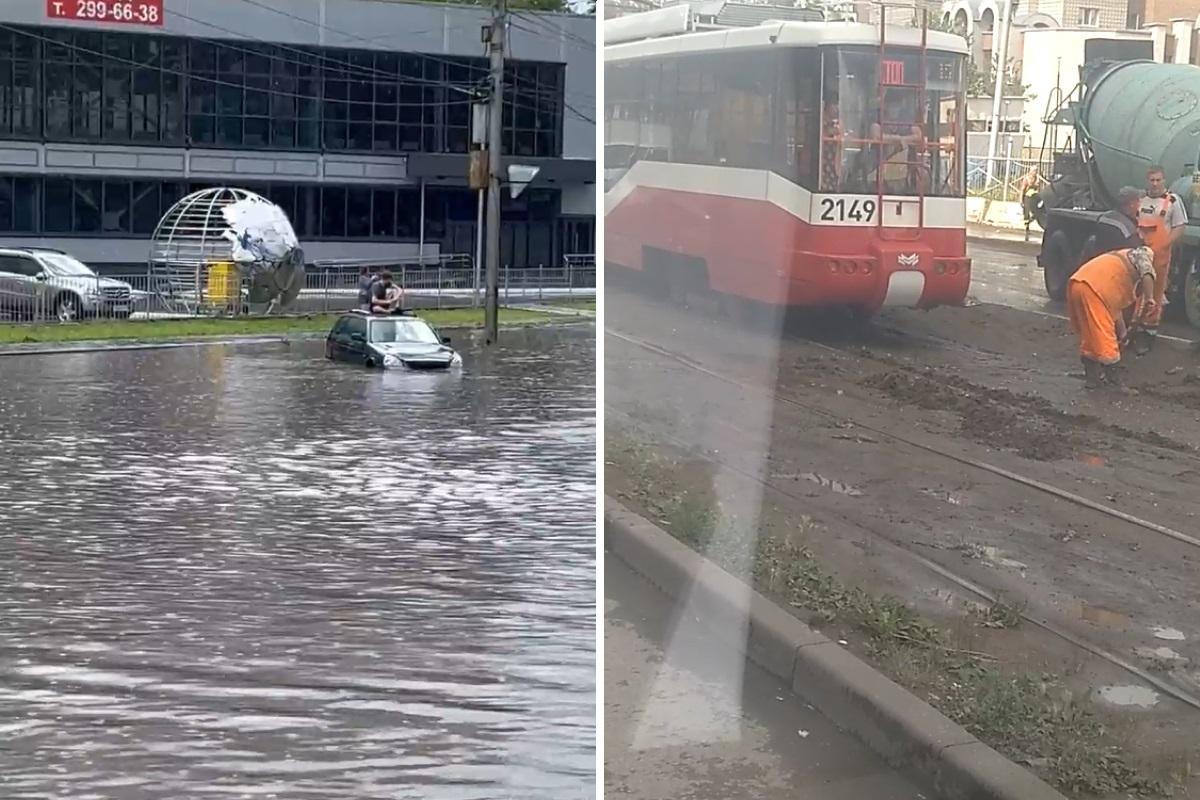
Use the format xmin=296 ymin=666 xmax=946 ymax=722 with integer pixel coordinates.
xmin=604 ymin=5 xmax=971 ymax=314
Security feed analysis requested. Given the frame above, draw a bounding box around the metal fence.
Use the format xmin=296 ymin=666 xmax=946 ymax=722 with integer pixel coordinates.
xmin=0 ymin=255 xmax=596 ymax=324
xmin=967 ymin=155 xmax=1051 ymax=202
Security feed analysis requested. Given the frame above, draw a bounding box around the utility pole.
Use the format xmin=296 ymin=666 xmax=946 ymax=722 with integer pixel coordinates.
xmin=985 ymin=0 xmax=1016 ymax=182
xmin=484 ymin=0 xmax=507 ymax=345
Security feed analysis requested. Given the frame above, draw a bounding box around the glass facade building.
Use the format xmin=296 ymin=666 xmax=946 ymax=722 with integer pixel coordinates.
xmin=0 ymin=1 xmax=594 ymax=269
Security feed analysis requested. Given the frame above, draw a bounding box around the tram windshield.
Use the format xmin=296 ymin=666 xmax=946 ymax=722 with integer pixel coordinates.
xmin=819 ymin=47 xmax=965 ymax=197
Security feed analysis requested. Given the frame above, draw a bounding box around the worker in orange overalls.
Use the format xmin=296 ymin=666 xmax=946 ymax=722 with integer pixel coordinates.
xmin=1067 ymin=246 xmax=1156 ymax=389
xmin=1136 ymin=165 xmax=1189 ymax=351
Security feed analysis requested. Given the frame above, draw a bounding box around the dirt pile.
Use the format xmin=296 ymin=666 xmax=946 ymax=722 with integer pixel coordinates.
xmin=862 ymin=370 xmax=1075 ymax=460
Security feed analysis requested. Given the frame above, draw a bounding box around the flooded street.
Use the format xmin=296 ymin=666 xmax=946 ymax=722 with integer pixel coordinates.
xmin=0 ymin=325 xmax=596 ymax=800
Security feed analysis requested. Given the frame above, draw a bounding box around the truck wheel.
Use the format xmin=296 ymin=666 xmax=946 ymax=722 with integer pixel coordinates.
xmin=1184 ymin=269 xmax=1200 ymax=330
xmin=1042 ymin=230 xmax=1074 ymax=301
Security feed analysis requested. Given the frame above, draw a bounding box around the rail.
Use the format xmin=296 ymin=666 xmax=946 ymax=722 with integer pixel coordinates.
xmin=607 ymin=324 xmax=1200 ymax=712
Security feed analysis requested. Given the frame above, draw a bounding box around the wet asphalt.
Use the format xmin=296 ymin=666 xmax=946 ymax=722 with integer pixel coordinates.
xmin=0 ymin=326 xmax=596 ymax=800
xmin=604 ymin=553 xmax=935 ymax=800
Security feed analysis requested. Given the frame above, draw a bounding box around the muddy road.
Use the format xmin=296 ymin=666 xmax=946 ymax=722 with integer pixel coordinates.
xmin=605 ymin=274 xmax=1200 ymax=789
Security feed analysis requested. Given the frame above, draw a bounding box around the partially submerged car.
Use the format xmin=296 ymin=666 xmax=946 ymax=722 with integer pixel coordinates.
xmin=325 ymin=310 xmax=462 ymax=370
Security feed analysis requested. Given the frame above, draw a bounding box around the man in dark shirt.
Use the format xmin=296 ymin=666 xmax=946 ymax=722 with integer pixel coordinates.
xmin=371 ymin=270 xmax=403 ymax=314
xmin=356 ymin=267 xmax=376 ymax=310
xmin=1091 ymin=186 xmax=1144 ymax=256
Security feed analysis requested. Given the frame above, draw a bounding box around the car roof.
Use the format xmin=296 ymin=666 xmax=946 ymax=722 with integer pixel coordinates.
xmin=341 ymin=310 xmax=424 ymax=322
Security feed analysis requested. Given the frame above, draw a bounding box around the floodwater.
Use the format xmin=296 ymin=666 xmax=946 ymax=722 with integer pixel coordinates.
xmin=0 ymin=326 xmax=596 ymax=800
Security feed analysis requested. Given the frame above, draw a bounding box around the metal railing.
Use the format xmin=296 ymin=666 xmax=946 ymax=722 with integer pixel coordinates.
xmin=0 ymin=256 xmax=597 ymax=324
xmin=967 ymin=155 xmax=1051 ymax=202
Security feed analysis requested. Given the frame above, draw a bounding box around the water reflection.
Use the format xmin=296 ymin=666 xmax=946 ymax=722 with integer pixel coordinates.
xmin=0 ymin=326 xmax=596 ymax=800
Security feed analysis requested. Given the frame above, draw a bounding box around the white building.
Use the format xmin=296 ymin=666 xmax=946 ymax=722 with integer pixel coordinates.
xmin=1017 ymin=26 xmax=1152 ymax=152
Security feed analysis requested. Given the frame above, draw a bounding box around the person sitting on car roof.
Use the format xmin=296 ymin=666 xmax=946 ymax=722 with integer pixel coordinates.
xmin=371 ymin=270 xmax=404 ymax=315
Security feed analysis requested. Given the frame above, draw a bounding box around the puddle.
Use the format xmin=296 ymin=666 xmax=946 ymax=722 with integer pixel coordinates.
xmin=980 ymin=546 xmax=1028 ymax=573
xmin=1152 ymin=626 xmax=1187 ymax=641
xmin=1134 ymin=646 xmax=1188 ymax=666
xmin=1097 ymin=685 xmax=1160 ymax=708
xmin=920 ymin=488 xmax=962 ymax=506
xmin=799 ymin=473 xmax=864 ymax=497
xmin=1079 ymin=603 xmax=1130 ymax=630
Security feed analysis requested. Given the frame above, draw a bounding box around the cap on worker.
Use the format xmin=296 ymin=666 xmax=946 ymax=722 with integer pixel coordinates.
xmin=1128 ymin=246 xmax=1154 ymax=273
xmin=1118 ymin=185 xmax=1143 ymax=204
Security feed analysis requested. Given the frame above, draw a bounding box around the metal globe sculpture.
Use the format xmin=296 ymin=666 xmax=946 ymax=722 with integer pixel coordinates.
xmin=149 ymin=187 xmax=305 ymax=315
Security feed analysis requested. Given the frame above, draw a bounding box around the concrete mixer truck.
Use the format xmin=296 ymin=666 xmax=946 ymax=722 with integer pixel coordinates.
xmin=1034 ymin=56 xmax=1200 ymax=327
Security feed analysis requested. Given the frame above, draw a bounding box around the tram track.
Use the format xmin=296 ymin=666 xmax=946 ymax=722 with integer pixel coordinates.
xmin=606 ymin=324 xmax=1200 ymax=712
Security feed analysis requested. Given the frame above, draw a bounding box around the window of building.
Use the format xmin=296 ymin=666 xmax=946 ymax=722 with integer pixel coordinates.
xmin=34 ymin=29 xmax=184 ymax=143
xmin=504 ymin=61 xmax=564 ymax=157
xmin=0 ymin=176 xmax=37 ymax=232
xmin=0 ymin=29 xmax=40 ymax=138
xmin=1079 ymin=7 xmax=1100 ymax=26
xmin=6 ymin=176 xmax=564 ymax=251
xmin=6 ymin=25 xmax=566 ymax=157
xmin=43 ymin=178 xmax=72 ymax=232
xmin=397 ymin=188 xmax=420 ymax=239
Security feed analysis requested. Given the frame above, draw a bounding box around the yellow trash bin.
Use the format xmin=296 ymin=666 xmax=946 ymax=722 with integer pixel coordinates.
xmin=205 ymin=261 xmax=239 ymax=307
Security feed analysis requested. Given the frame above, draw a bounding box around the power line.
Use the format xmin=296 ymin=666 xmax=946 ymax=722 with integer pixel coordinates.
xmin=1 ymin=23 xmax=569 ymax=120
xmin=223 ymin=0 xmax=590 ymax=119
xmin=1 ymin=23 xmax=468 ymax=109
xmin=511 ymin=10 xmax=596 ymax=49
xmin=168 ymin=9 xmax=484 ymax=96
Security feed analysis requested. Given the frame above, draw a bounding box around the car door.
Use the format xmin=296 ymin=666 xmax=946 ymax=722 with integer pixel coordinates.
xmin=327 ymin=316 xmax=350 ymax=361
xmin=0 ymin=255 xmax=43 ymax=318
xmin=345 ymin=316 xmax=369 ymax=362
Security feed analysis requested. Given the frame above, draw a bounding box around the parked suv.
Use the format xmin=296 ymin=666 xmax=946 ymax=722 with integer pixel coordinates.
xmin=0 ymin=248 xmax=134 ymax=322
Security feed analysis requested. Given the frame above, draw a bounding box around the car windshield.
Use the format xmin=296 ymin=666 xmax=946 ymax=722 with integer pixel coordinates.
xmin=38 ymin=254 xmax=96 ymax=277
xmin=369 ymin=318 xmax=440 ymax=345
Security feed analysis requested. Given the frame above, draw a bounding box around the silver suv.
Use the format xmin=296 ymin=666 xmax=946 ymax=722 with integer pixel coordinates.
xmin=0 ymin=248 xmax=135 ymax=322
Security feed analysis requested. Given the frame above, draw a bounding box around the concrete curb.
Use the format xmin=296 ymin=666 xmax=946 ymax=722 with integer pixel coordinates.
xmin=605 ymin=498 xmax=1067 ymax=800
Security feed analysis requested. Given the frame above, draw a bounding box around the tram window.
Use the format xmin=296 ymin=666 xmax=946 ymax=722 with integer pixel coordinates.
xmin=820 ymin=48 xmax=965 ymax=198
xmin=647 ymin=59 xmax=676 ymax=163
xmin=712 ymin=54 xmax=772 ymax=169
xmin=774 ymin=49 xmax=820 ymax=190
xmin=673 ymin=57 xmax=713 ymax=165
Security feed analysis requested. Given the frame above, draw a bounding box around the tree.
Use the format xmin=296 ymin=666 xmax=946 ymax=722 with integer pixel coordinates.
xmin=969 ymin=56 xmax=1030 ymax=98
xmin=922 ymin=17 xmax=1031 ymax=98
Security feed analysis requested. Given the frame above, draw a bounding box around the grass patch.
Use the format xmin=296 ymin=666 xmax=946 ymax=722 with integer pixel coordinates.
xmin=977 ymin=596 xmax=1026 ymax=630
xmin=0 ymin=308 xmax=561 ymax=345
xmin=549 ymin=298 xmax=596 ymax=311
xmin=607 ymin=429 xmax=1173 ymax=799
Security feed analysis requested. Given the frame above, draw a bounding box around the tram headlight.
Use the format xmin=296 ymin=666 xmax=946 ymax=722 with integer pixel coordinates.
xmin=934 ymin=262 xmax=947 ymax=275
xmin=829 ymin=260 xmax=840 ymax=273
xmin=843 ymin=261 xmax=857 ymax=274
xmin=861 ymin=261 xmax=873 ymax=275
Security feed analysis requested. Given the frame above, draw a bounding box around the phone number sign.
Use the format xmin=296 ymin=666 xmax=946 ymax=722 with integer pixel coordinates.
xmin=47 ymin=0 xmax=164 ymax=26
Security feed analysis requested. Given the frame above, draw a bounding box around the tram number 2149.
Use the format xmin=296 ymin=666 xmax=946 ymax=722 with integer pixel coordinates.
xmin=817 ymin=197 xmax=878 ymax=224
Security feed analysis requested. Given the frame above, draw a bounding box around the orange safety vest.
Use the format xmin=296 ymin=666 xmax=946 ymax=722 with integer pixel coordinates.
xmin=1070 ymin=250 xmax=1139 ymax=315
xmin=1137 ymin=194 xmax=1176 ymax=268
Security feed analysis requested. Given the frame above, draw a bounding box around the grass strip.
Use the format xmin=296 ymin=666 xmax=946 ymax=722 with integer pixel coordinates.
xmin=607 ymin=430 xmax=1173 ymax=799
xmin=0 ymin=308 xmax=561 ymax=345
